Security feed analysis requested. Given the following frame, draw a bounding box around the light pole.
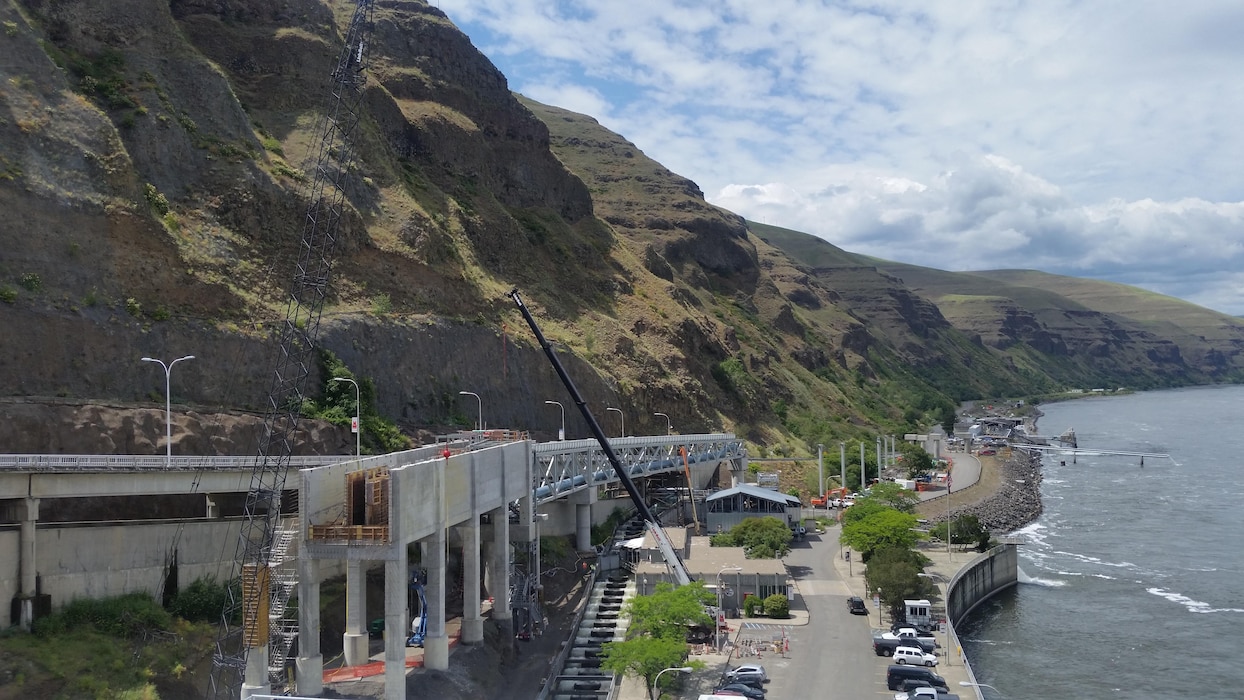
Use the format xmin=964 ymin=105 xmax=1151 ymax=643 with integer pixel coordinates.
xmin=876 ymin=436 xmax=882 ymax=483
xmin=331 ymin=377 xmax=361 ymax=464
xmin=652 ymin=666 xmax=693 ymax=700
xmin=860 ymin=441 xmax=866 ymax=492
xmin=141 ymin=354 xmax=195 ymax=468
xmin=716 ymin=565 xmax=741 ymax=653
xmin=876 ymin=586 xmax=883 ymax=625
xmin=545 ymin=400 xmax=565 ymax=440
xmin=606 ymin=406 xmax=624 ymax=438
xmin=959 ymin=681 xmax=1001 ymax=697
xmin=653 ymin=412 xmax=672 ymax=435
xmin=919 ymin=572 xmax=952 ymax=666
xmin=458 ymin=390 xmax=482 ymax=431
xmin=839 ymin=441 xmax=846 ymax=497
xmin=816 ymin=443 xmax=824 ymax=499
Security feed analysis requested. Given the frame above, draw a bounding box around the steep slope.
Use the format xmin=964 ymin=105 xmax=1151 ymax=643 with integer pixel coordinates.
xmin=0 ymin=0 xmax=1237 ymax=467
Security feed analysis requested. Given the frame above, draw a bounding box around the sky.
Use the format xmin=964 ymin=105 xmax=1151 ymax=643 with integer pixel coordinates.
xmin=434 ymin=1 xmax=1244 ymax=316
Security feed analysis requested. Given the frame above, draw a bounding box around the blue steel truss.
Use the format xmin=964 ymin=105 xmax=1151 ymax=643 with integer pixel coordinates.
xmin=530 ymin=433 xmax=745 ymax=505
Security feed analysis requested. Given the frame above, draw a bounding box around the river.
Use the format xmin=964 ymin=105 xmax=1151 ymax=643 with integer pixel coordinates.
xmin=958 ymin=384 xmax=1244 ymax=699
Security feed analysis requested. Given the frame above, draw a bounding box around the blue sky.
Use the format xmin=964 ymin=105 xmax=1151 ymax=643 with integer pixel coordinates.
xmin=435 ymin=1 xmax=1244 ymax=316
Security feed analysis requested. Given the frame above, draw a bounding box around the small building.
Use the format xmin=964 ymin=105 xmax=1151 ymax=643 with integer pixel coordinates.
xmin=630 ymin=530 xmax=791 ymax=614
xmin=704 ymin=483 xmax=801 ymax=533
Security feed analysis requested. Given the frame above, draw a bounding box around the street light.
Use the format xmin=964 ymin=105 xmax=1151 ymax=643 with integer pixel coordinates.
xmin=652 ymin=665 xmax=693 ymax=700
xmin=919 ymin=572 xmax=952 ymax=666
xmin=545 ymin=400 xmax=565 ymax=440
xmin=716 ymin=565 xmax=742 ymax=653
xmin=606 ymin=406 xmax=624 ymax=438
xmin=331 ymin=377 xmax=361 ymax=464
xmin=458 ymin=390 xmax=482 ymax=431
xmin=141 ymin=354 xmax=195 ymax=468
xmin=653 ymin=412 xmax=672 ymax=435
xmin=959 ymin=681 xmax=1001 ymax=696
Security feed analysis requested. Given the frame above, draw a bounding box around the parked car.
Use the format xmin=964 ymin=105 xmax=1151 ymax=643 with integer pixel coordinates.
xmin=847 ymin=596 xmax=869 ymax=615
xmin=715 ymin=683 xmax=766 ymax=699
xmin=886 ymin=665 xmax=947 ymax=691
xmin=978 ymin=448 xmax=996 ymax=456
xmin=724 ymin=664 xmax=768 ymax=683
xmin=892 ymin=646 xmax=938 ymax=666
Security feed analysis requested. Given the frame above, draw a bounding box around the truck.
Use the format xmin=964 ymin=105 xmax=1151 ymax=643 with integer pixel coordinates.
xmin=873 ymin=631 xmax=938 ymax=656
xmin=811 ymin=486 xmax=849 ymax=508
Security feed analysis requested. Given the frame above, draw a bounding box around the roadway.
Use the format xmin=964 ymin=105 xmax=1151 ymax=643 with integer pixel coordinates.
xmin=766 ymin=525 xmax=882 ymax=699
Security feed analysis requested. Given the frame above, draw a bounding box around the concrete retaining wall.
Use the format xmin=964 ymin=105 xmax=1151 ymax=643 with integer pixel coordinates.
xmin=946 ymin=543 xmax=1018 ymax=625
xmin=3 ymin=519 xmax=345 ymax=627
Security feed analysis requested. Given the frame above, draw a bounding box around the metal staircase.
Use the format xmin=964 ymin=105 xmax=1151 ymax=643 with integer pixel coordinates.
xmin=266 ymin=525 xmax=300 ymax=684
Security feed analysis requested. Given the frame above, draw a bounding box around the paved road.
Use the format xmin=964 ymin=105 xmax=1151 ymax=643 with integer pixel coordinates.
xmin=766 ymin=528 xmax=884 ymax=700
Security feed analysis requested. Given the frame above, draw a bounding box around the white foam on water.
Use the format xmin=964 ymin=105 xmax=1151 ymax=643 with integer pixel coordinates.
xmin=1017 ymin=566 xmax=1067 ymax=587
xmin=1146 ymin=587 xmax=1244 ymax=614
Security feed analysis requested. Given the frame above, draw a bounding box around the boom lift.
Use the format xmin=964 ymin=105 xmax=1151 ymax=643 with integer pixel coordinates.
xmin=407 ymin=571 xmax=428 ymax=647
xmin=509 ymin=289 xmax=691 ymax=585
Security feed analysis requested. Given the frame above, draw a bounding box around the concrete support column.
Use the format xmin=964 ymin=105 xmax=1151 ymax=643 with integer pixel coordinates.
xmin=343 ymin=559 xmax=368 ymax=666
xmin=490 ymin=507 xmax=511 ymax=632
xmin=423 ymin=527 xmax=449 ymax=670
xmin=240 ymin=642 xmax=270 ymax=700
xmin=17 ymin=497 xmax=39 ymax=630
xmin=461 ymin=519 xmax=483 ymax=644
xmin=575 ymin=502 xmax=592 ymax=552
xmin=383 ymin=549 xmax=407 ymax=700
xmin=295 ymin=557 xmax=323 ymax=696
xmin=204 ymin=494 xmax=220 ymax=518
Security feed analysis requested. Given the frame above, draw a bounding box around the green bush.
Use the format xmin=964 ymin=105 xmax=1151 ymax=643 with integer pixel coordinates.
xmin=762 ymin=593 xmax=789 ymax=618
xmin=33 ymin=593 xmax=172 ymax=638
xmin=743 ymin=594 xmax=762 ymax=617
xmin=0 ymin=286 xmax=15 ymax=304
xmin=168 ymin=577 xmax=236 ymax=623
xmin=143 ymin=183 xmax=169 ymax=215
xmin=18 ymin=272 xmax=41 ymax=292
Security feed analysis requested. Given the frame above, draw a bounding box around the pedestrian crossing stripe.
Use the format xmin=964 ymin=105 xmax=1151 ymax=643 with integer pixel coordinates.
xmin=741 ymin=622 xmax=791 ymax=630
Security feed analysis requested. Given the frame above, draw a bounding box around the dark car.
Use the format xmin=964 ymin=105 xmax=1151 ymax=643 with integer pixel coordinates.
xmin=886 ymin=664 xmax=947 ymax=691
xmin=848 ymin=596 xmax=869 ymax=615
xmin=715 ymin=683 xmax=765 ymax=699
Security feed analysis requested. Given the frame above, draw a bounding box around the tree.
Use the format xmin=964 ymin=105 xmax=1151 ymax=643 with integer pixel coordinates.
xmin=898 ymin=444 xmax=935 ymax=480
xmin=932 ymin=514 xmax=990 ymax=551
xmin=840 ymin=508 xmax=920 ymax=561
xmin=860 ymin=482 xmax=919 ymax=513
xmin=710 ymin=516 xmax=793 ymax=558
xmin=865 ymin=546 xmax=934 ymax=621
xmin=603 ymin=582 xmax=710 ymax=698
xmin=601 ymin=635 xmax=690 ymax=699
xmin=623 ymin=581 xmax=713 ymax=640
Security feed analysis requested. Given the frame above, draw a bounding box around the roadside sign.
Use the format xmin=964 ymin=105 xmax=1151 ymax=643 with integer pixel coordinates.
xmin=351 ymin=416 xmax=359 ymax=433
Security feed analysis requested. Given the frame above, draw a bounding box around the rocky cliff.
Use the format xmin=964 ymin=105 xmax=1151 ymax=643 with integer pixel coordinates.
xmin=1 ymin=0 xmax=1241 ymax=461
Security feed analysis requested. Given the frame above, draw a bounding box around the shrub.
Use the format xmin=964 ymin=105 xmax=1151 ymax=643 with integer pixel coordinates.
xmin=763 ymin=593 xmax=790 ymax=618
xmin=168 ymin=577 xmax=235 ymax=623
xmin=0 ymin=286 xmax=15 ymax=304
xmin=743 ymin=594 xmax=762 ymax=618
xmin=143 ymin=183 xmax=169 ymax=215
xmin=18 ymin=272 xmax=41 ymax=292
xmin=125 ymin=297 xmax=142 ymax=316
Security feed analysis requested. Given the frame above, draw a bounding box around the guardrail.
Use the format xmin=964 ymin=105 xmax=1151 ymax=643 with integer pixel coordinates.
xmin=0 ymin=454 xmax=344 ymax=471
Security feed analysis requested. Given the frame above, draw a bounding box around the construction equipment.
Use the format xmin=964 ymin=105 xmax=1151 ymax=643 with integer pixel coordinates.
xmin=509 ymin=289 xmax=691 ymax=586
xmin=207 ymin=2 xmax=377 ymax=697
xmin=407 ymin=571 xmax=428 ymax=647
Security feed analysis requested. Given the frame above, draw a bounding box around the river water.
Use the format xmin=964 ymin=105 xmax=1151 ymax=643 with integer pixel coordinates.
xmin=958 ymin=384 xmax=1244 ymax=699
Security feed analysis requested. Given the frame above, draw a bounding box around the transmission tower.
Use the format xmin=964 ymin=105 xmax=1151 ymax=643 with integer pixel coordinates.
xmin=208 ymin=2 xmax=376 ymax=697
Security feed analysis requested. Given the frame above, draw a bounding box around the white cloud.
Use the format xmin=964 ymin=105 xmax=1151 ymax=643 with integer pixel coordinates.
xmin=436 ymin=0 xmax=1244 ymax=315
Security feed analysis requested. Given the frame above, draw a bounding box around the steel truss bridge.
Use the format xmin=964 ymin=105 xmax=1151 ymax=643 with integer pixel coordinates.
xmin=530 ymin=433 xmax=745 ymax=505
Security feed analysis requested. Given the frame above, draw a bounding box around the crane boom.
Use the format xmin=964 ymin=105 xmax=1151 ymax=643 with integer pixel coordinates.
xmin=508 ymin=289 xmax=691 ymax=585
xmin=207 ymin=2 xmax=376 ymax=697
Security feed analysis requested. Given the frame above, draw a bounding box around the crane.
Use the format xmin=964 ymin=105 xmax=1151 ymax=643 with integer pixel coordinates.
xmin=207 ymin=2 xmax=376 ymax=697
xmin=508 ymin=289 xmax=692 ymax=585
